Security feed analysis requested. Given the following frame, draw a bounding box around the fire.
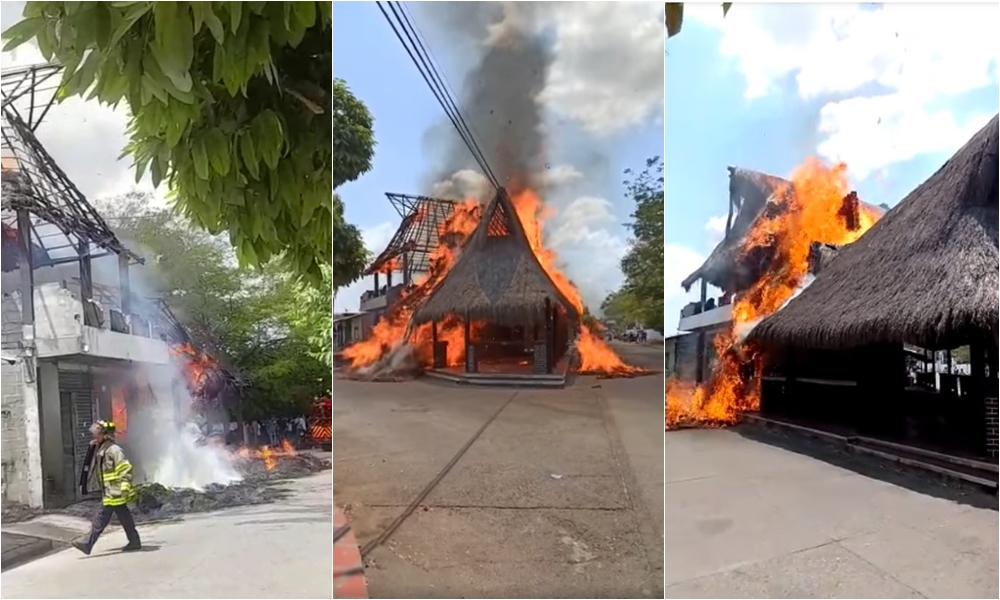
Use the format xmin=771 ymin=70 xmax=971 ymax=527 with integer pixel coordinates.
xmin=341 ymin=188 xmax=641 ymax=376
xmin=666 ymin=158 xmax=882 ymax=428
xmin=234 ymin=438 xmax=298 ymax=471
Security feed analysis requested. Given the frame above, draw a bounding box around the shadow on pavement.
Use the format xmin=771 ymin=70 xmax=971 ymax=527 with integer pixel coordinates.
xmin=83 ymin=544 xmax=162 ymax=560
xmin=735 ymin=423 xmax=999 ymax=511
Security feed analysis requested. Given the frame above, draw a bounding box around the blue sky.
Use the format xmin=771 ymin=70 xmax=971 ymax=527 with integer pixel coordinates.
xmin=333 ymin=2 xmax=664 ymax=313
xmin=664 ymin=3 xmax=999 ymax=334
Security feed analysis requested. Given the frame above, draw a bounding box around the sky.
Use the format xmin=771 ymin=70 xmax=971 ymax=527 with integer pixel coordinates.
xmin=0 ymin=2 xmax=169 ymax=208
xmin=664 ymin=3 xmax=999 ymax=335
xmin=332 ymin=2 xmax=664 ymax=313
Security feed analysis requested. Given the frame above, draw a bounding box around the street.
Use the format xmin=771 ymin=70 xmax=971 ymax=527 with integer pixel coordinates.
xmin=333 ymin=342 xmax=665 ymax=598
xmin=664 ymin=428 xmax=998 ymax=598
xmin=1 ymin=469 xmax=333 ymax=599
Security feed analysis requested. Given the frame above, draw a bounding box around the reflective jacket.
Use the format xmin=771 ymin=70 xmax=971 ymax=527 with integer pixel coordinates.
xmin=96 ymin=440 xmax=135 ymax=506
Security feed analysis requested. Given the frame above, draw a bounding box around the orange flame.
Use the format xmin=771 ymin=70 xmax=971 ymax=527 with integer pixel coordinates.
xmin=666 ymin=158 xmax=882 ymax=428
xmin=341 ymin=189 xmax=641 ymax=376
xmin=259 ymin=445 xmax=276 ymax=471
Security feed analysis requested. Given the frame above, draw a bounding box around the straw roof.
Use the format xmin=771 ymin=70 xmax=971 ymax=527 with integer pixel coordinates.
xmin=412 ymin=188 xmax=579 ymax=327
xmin=683 ymin=168 xmax=886 ymax=293
xmin=750 ymin=115 xmax=999 ymax=350
xmin=682 ymin=168 xmax=792 ymax=291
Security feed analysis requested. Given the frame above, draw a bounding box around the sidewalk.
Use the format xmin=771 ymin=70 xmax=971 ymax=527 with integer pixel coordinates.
xmin=334 ymin=505 xmax=368 ymax=599
xmin=0 ymin=514 xmax=89 ymax=571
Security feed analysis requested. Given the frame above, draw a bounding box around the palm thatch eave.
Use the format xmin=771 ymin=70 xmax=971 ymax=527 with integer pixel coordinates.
xmin=748 ymin=114 xmax=999 ymax=351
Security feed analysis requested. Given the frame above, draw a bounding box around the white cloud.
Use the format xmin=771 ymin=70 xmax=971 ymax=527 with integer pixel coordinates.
xmin=663 ymin=244 xmax=704 ymax=335
xmin=2 ymin=7 xmax=168 ymax=208
xmin=333 ymin=221 xmax=398 ymax=313
xmin=688 ymin=3 xmax=999 ymax=179
xmin=532 ymin=2 xmax=665 ymax=136
xmin=704 ymin=214 xmax=727 ymax=242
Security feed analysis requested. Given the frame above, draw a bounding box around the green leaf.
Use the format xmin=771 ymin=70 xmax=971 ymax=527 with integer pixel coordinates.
xmin=722 ymin=2 xmax=732 ymax=17
xmin=239 ymin=131 xmax=259 ymax=179
xmin=205 ymin=128 xmax=231 ymax=176
xmin=192 ymin=136 xmax=210 ymax=180
xmin=61 ymin=49 xmax=102 ymax=97
xmin=1 ymin=17 xmax=45 ymax=52
xmin=151 ymin=1 xmax=194 ymax=87
xmin=202 ymin=6 xmax=225 ymax=44
xmin=109 ymin=2 xmax=151 ymax=47
xmin=229 ymin=2 xmax=242 ymax=34
xmin=292 ymin=2 xmax=316 ymax=30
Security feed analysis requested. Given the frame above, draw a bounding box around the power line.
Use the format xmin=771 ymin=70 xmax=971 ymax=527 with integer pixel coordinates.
xmin=375 ymin=1 xmax=501 ymax=190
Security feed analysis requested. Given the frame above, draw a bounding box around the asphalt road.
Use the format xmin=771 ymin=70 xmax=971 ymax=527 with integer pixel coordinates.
xmin=333 ymin=342 xmax=665 ymax=598
xmin=664 ymin=428 xmax=998 ymax=598
xmin=0 ymin=469 xmax=333 ymax=599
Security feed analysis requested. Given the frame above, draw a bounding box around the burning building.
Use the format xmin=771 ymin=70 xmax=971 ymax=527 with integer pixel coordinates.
xmin=747 ymin=115 xmax=999 ymax=459
xmin=1 ymin=65 xmax=235 ymax=508
xmin=666 ymin=160 xmax=885 ymax=427
xmin=412 ymin=187 xmax=579 ymax=376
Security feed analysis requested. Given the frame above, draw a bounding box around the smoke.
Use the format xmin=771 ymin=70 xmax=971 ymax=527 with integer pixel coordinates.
xmin=415 ymin=2 xmax=552 ymax=193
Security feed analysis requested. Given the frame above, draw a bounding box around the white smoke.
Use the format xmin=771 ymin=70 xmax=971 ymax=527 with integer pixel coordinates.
xmin=148 ymin=422 xmax=241 ymax=491
xmin=734 ymin=274 xmax=816 ymax=344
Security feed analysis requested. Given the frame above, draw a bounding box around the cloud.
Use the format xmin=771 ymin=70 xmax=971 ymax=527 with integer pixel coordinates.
xmin=2 ymin=6 xmax=169 ymax=208
xmin=534 ymin=2 xmax=665 ymax=136
xmin=704 ymin=214 xmax=727 ymax=242
xmin=333 ymin=221 xmax=398 ymax=313
xmin=688 ymin=3 xmax=998 ymax=179
xmin=663 ymin=244 xmax=705 ymax=335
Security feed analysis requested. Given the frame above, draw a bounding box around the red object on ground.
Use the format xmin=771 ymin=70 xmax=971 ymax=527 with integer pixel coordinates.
xmin=308 ymin=396 xmax=332 ymax=447
xmin=333 ymin=505 xmax=368 ymax=599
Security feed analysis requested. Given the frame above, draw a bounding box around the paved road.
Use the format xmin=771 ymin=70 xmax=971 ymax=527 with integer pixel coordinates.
xmin=665 ymin=428 xmax=998 ymax=598
xmin=334 ymin=343 xmax=664 ymax=598
xmin=1 ymin=470 xmax=333 ymax=599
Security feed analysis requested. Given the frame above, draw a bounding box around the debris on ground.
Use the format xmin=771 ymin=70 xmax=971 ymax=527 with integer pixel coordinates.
xmin=0 ymin=452 xmax=329 ymax=525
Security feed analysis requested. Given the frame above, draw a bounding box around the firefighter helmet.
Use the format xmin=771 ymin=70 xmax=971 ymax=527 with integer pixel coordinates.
xmin=94 ymin=420 xmax=116 ymax=434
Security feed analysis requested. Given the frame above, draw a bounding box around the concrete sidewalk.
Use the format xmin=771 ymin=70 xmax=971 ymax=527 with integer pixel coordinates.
xmin=1 ymin=471 xmax=333 ymax=599
xmin=665 ymin=428 xmax=998 ymax=599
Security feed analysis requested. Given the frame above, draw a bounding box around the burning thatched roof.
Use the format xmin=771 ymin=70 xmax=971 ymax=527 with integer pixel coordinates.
xmin=682 ymin=168 xmax=792 ymax=291
xmin=682 ymin=167 xmax=884 ymax=293
xmin=750 ymin=115 xmax=999 ymax=350
xmin=412 ymin=188 xmax=579 ymax=326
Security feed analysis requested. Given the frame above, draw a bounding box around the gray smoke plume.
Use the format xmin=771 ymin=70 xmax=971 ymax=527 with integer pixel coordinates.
xmin=415 ymin=2 xmax=552 ymax=193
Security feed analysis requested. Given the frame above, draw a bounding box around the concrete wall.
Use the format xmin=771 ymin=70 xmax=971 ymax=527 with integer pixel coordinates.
xmin=1 ymin=361 xmax=28 ymax=504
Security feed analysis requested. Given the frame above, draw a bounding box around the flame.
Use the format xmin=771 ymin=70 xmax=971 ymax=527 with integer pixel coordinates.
xmin=235 ymin=438 xmax=298 ymax=471
xmin=111 ymin=386 xmax=128 ymax=442
xmin=666 ymin=158 xmax=882 ymax=428
xmin=259 ymin=445 xmax=276 ymax=471
xmin=342 ymin=188 xmax=642 ymax=376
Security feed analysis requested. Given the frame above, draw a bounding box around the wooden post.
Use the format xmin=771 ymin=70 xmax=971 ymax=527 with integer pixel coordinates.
xmin=544 ymin=298 xmax=552 ymax=373
xmin=77 ymin=237 xmax=95 ymax=326
xmin=463 ymin=311 xmax=472 ymax=373
xmin=373 ymin=272 xmax=380 ymax=293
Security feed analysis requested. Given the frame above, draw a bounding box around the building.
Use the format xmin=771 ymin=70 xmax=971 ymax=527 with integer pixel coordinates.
xmin=674 ymin=166 xmax=884 ymax=383
xmin=413 ymin=188 xmax=578 ymax=374
xmin=749 ymin=115 xmax=999 ymax=459
xmin=1 ymin=66 xmax=183 ymax=508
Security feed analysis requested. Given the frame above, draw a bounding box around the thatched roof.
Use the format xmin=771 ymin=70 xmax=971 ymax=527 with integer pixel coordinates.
xmin=682 ymin=168 xmax=792 ymax=291
xmin=683 ymin=167 xmax=884 ymax=293
xmin=750 ymin=115 xmax=999 ymax=350
xmin=412 ymin=188 xmax=579 ymax=326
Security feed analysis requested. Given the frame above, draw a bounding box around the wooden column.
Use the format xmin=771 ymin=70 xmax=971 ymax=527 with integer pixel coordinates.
xmin=78 ymin=238 xmax=95 ymax=326
xmin=463 ymin=311 xmax=474 ymax=373
xmin=544 ymin=298 xmax=552 ymax=373
xmin=695 ymin=278 xmax=708 ymax=383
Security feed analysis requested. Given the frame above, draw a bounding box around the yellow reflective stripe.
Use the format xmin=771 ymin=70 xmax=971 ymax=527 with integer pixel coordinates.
xmin=113 ymin=461 xmax=132 ymax=474
xmin=103 ymin=496 xmax=129 ymax=506
xmin=101 ymin=475 xmax=120 ymax=482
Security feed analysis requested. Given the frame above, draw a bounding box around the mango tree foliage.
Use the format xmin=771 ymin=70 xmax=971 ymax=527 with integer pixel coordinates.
xmin=283 ymin=263 xmax=333 ymax=366
xmin=664 ymin=3 xmax=731 ymax=37
xmin=2 ymin=1 xmax=347 ymax=284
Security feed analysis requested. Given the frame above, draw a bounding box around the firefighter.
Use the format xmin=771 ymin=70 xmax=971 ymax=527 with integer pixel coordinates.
xmin=72 ymin=420 xmax=142 ymax=555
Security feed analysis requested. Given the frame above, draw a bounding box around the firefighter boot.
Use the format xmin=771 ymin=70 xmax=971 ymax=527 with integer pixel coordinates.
xmin=71 ymin=541 xmax=92 ymax=556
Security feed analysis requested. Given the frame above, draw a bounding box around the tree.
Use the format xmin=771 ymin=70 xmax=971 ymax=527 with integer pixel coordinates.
xmin=664 ymin=3 xmax=732 ymax=38
xmin=96 ymin=192 xmax=330 ymax=418
xmin=617 ymin=157 xmax=665 ymax=331
xmin=1 ymin=2 xmax=363 ymax=284
xmin=600 ymin=289 xmax=642 ymax=328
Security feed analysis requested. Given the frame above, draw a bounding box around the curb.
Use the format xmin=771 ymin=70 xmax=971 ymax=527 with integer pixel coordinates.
xmin=0 ymin=532 xmax=63 ymax=572
xmin=333 ymin=506 xmax=368 ymax=599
